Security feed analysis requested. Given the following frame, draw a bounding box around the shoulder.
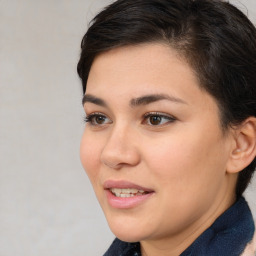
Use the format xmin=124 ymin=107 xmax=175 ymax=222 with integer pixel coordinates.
xmin=241 ymin=232 xmax=256 ymax=256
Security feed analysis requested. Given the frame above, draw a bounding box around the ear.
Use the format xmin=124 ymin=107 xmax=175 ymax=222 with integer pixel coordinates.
xmin=226 ymin=117 xmax=256 ymax=174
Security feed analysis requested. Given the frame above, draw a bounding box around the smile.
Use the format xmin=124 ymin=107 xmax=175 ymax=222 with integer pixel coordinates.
xmin=110 ymin=188 xmax=148 ymax=197
xmin=104 ymin=180 xmax=155 ymax=209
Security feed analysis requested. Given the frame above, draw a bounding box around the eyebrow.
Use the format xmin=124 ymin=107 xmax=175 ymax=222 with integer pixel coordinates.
xmin=82 ymin=94 xmax=107 ymax=107
xmin=130 ymin=93 xmax=187 ymax=107
xmin=82 ymin=93 xmax=187 ymax=107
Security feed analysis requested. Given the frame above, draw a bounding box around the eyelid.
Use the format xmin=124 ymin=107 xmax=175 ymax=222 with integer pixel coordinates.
xmin=85 ymin=111 xmax=106 ymax=118
xmin=143 ymin=111 xmax=176 ymax=119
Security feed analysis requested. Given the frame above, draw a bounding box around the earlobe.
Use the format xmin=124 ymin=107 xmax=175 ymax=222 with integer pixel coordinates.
xmin=226 ymin=117 xmax=256 ymax=174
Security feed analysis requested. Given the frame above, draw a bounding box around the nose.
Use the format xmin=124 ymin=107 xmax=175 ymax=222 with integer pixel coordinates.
xmin=100 ymin=125 xmax=140 ymax=169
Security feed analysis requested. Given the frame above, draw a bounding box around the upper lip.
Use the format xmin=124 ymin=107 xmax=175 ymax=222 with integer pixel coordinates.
xmin=103 ymin=180 xmax=154 ymax=192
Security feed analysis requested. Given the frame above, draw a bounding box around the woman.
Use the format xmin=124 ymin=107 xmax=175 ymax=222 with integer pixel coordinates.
xmin=77 ymin=0 xmax=256 ymax=255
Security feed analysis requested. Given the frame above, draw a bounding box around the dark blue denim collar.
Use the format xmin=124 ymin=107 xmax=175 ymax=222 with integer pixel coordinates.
xmin=103 ymin=197 xmax=255 ymax=256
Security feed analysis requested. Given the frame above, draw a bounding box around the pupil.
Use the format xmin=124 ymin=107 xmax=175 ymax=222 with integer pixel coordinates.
xmin=150 ymin=116 xmax=161 ymax=125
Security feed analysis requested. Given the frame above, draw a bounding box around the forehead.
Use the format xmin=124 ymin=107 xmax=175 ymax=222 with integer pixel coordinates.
xmin=86 ymin=43 xmax=212 ymax=107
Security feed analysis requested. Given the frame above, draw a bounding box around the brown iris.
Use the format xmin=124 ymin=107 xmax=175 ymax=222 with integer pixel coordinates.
xmin=95 ymin=115 xmax=106 ymax=124
xmin=149 ymin=116 xmax=162 ymax=125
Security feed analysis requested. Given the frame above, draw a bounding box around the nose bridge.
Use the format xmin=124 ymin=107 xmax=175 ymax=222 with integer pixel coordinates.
xmin=100 ymin=121 xmax=139 ymax=168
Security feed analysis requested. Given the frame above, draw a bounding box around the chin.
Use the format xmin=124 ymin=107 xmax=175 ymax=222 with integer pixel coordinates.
xmin=111 ymin=229 xmax=145 ymax=243
xmin=106 ymin=215 xmax=150 ymax=243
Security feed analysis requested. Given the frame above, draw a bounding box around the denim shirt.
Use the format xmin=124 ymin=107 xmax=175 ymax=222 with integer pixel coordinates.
xmin=103 ymin=197 xmax=255 ymax=256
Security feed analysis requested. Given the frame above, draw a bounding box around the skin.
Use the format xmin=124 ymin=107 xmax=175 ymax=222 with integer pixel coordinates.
xmin=80 ymin=43 xmax=239 ymax=256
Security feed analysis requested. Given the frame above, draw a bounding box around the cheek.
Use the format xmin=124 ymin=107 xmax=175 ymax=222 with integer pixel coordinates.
xmin=140 ymin=130 xmax=229 ymax=231
xmin=143 ymin=133 xmax=198 ymax=176
xmin=143 ymin=127 xmax=227 ymax=193
xmin=80 ymin=132 xmax=101 ymax=182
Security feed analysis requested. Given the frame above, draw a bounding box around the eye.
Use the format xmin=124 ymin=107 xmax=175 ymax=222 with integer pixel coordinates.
xmin=143 ymin=112 xmax=176 ymax=126
xmin=84 ymin=113 xmax=112 ymax=126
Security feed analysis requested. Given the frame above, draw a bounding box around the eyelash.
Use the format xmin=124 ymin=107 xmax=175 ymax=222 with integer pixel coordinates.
xmin=84 ymin=112 xmax=176 ymax=127
xmin=84 ymin=112 xmax=111 ymax=126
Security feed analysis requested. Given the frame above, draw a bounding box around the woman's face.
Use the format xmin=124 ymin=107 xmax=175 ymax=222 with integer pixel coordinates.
xmin=80 ymin=44 xmax=235 ymax=244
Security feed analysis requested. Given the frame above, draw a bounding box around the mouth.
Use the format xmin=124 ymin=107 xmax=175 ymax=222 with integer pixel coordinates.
xmin=109 ymin=188 xmax=150 ymax=197
xmin=103 ymin=180 xmax=155 ymax=209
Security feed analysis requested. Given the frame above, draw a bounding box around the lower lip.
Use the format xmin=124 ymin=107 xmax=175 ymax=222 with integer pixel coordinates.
xmin=105 ymin=190 xmax=154 ymax=209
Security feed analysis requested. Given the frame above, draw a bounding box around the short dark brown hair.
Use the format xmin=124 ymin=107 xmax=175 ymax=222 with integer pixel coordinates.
xmin=77 ymin=0 xmax=256 ymax=197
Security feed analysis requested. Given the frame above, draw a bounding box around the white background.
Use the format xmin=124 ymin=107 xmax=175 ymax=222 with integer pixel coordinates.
xmin=0 ymin=1 xmax=255 ymax=255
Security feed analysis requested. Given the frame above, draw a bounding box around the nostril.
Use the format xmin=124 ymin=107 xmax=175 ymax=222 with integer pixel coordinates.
xmin=101 ymin=159 xmax=123 ymax=169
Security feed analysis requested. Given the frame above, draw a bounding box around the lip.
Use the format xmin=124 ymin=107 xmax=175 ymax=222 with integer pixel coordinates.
xmin=103 ymin=180 xmax=155 ymax=209
xmin=103 ymin=180 xmax=154 ymax=192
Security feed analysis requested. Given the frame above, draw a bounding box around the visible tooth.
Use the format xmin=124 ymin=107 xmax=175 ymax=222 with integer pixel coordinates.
xmin=111 ymin=188 xmax=122 ymax=194
xmin=110 ymin=187 xmax=146 ymax=197
xmin=120 ymin=194 xmax=130 ymax=198
xmin=121 ymin=188 xmax=139 ymax=193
